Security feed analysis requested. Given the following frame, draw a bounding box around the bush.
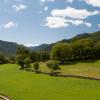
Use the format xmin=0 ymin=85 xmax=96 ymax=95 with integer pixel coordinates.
xmin=33 ymin=62 xmax=39 ymax=72
xmin=47 ymin=61 xmax=61 ymax=74
xmin=0 ymin=54 xmax=9 ymax=64
xmin=17 ymin=57 xmax=31 ymax=70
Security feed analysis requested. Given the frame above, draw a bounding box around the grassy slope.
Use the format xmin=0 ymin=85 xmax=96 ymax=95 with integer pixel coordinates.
xmin=0 ymin=62 xmax=100 ymax=100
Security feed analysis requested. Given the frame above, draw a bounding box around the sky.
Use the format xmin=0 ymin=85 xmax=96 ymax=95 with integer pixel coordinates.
xmin=0 ymin=0 xmax=100 ymax=47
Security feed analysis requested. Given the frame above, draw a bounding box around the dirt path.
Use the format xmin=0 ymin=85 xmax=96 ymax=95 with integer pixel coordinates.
xmin=0 ymin=93 xmax=11 ymax=100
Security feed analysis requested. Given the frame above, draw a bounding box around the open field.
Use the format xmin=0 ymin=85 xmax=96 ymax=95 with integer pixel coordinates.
xmin=0 ymin=61 xmax=100 ymax=100
xmin=40 ymin=60 xmax=100 ymax=79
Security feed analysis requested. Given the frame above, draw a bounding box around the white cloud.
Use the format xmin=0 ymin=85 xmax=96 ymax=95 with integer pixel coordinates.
xmin=12 ymin=4 xmax=27 ymax=12
xmin=97 ymin=24 xmax=100 ymax=28
xmin=45 ymin=17 xmax=69 ymax=28
xmin=40 ymin=0 xmax=100 ymax=8
xmin=24 ymin=43 xmax=40 ymax=47
xmin=24 ymin=44 xmax=34 ymax=47
xmin=44 ymin=6 xmax=48 ymax=11
xmin=45 ymin=16 xmax=92 ymax=28
xmin=44 ymin=6 xmax=95 ymax=28
xmin=84 ymin=0 xmax=100 ymax=8
xmin=0 ymin=21 xmax=18 ymax=29
xmin=51 ymin=7 xmax=100 ymax=19
xmin=66 ymin=19 xmax=92 ymax=27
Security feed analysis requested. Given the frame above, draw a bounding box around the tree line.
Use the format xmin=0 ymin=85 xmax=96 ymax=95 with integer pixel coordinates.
xmin=51 ymin=38 xmax=100 ymax=63
xmin=0 ymin=38 xmax=100 ymax=65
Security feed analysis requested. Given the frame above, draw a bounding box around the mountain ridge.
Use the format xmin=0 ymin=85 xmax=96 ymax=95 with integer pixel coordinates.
xmin=0 ymin=31 xmax=100 ymax=55
xmin=30 ymin=31 xmax=100 ymax=52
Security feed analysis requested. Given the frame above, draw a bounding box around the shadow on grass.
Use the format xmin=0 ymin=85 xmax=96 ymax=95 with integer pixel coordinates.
xmin=32 ymin=70 xmax=100 ymax=81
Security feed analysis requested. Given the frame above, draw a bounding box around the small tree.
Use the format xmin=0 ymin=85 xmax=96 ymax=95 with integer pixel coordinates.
xmin=16 ymin=46 xmax=31 ymax=70
xmin=47 ymin=61 xmax=61 ymax=74
xmin=33 ymin=62 xmax=39 ymax=72
xmin=17 ymin=57 xmax=31 ymax=70
xmin=24 ymin=57 xmax=31 ymax=69
xmin=17 ymin=60 xmax=25 ymax=70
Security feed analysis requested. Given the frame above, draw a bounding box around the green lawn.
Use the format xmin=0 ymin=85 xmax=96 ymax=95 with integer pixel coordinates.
xmin=0 ymin=61 xmax=100 ymax=100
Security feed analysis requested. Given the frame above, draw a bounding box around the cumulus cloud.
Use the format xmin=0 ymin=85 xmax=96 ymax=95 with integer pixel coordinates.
xmin=0 ymin=21 xmax=18 ymax=29
xmin=44 ymin=6 xmax=97 ymax=28
xmin=84 ymin=0 xmax=100 ymax=8
xmin=51 ymin=7 xmax=100 ymax=19
xmin=12 ymin=4 xmax=27 ymax=12
xmin=45 ymin=17 xmax=69 ymax=28
xmin=45 ymin=16 xmax=92 ymax=28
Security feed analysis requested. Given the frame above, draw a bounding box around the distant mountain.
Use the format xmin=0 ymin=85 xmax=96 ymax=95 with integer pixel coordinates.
xmin=0 ymin=40 xmax=19 ymax=56
xmin=30 ymin=31 xmax=100 ymax=52
xmin=0 ymin=31 xmax=100 ymax=55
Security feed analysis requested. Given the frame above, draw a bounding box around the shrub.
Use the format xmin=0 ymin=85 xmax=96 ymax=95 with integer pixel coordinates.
xmin=33 ymin=62 xmax=39 ymax=72
xmin=47 ymin=61 xmax=61 ymax=74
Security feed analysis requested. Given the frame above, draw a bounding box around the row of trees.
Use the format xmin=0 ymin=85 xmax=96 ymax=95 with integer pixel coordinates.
xmin=51 ymin=38 xmax=100 ymax=63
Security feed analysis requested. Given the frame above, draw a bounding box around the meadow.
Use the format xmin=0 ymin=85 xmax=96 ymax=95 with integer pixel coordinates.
xmin=0 ymin=61 xmax=100 ymax=100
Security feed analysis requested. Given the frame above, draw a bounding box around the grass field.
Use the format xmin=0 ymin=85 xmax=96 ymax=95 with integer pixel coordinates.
xmin=40 ymin=60 xmax=100 ymax=78
xmin=0 ymin=61 xmax=100 ymax=100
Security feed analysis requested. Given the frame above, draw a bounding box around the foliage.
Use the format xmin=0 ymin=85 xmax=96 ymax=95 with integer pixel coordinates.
xmin=51 ymin=43 xmax=72 ymax=64
xmin=16 ymin=46 xmax=31 ymax=70
xmin=33 ymin=62 xmax=39 ymax=71
xmin=39 ymin=51 xmax=50 ymax=61
xmin=0 ymin=53 xmax=9 ymax=64
xmin=71 ymin=38 xmax=94 ymax=60
xmin=30 ymin=51 xmax=39 ymax=62
xmin=47 ymin=61 xmax=61 ymax=73
xmin=94 ymin=41 xmax=100 ymax=59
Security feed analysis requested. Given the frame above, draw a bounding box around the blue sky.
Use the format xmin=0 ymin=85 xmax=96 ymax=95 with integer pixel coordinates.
xmin=0 ymin=0 xmax=100 ymax=46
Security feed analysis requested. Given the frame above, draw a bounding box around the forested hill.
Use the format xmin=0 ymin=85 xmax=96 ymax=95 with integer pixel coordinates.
xmin=0 ymin=40 xmax=19 ymax=55
xmin=0 ymin=31 xmax=100 ymax=55
xmin=30 ymin=31 xmax=100 ymax=52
